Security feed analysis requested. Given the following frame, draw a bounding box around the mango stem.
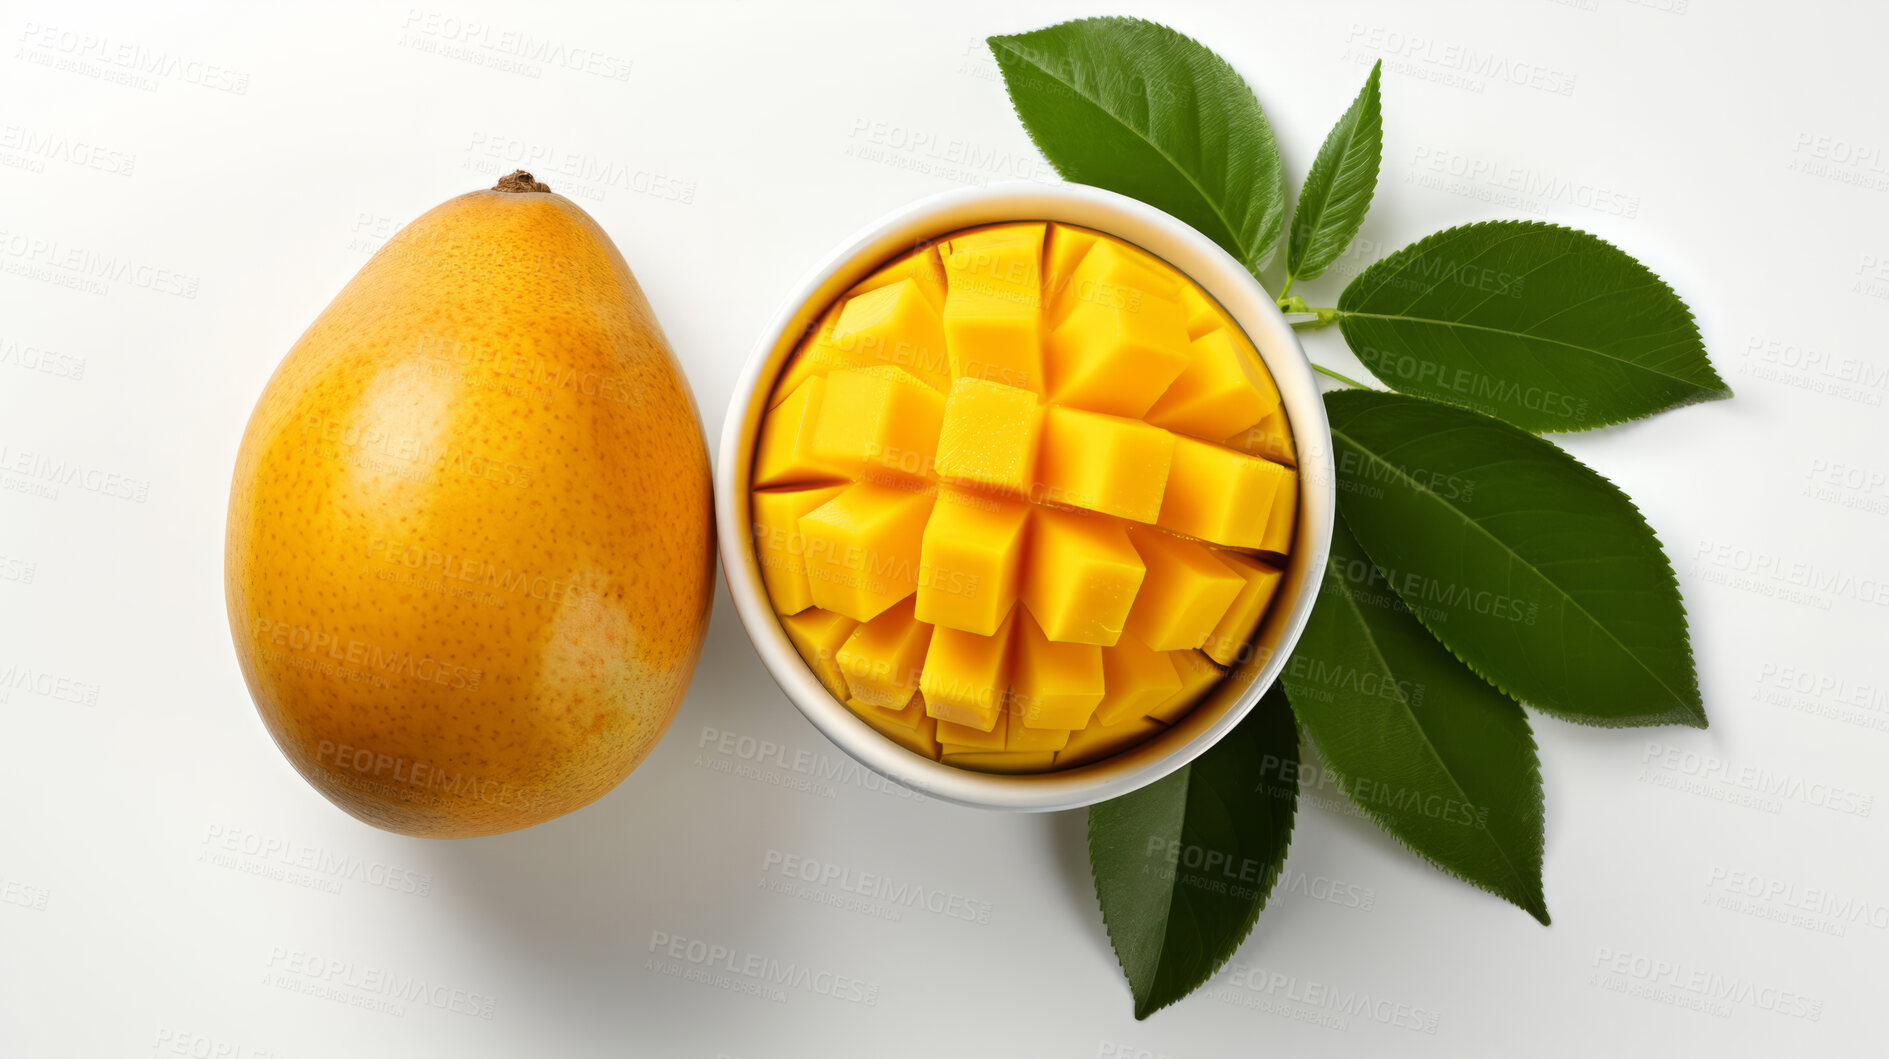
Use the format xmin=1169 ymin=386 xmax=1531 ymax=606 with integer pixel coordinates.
xmin=494 ymin=170 xmax=551 ymax=193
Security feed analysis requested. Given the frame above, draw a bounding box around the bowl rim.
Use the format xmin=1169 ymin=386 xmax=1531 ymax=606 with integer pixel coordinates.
xmin=714 ymin=181 xmax=1334 ymax=811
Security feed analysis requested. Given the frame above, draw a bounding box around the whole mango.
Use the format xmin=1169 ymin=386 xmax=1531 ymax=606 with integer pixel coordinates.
xmin=225 ymin=171 xmax=714 ymax=837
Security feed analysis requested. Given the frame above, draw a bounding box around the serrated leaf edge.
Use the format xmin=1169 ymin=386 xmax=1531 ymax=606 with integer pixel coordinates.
xmin=1283 ymin=680 xmax=1550 ymax=924
xmin=1288 ymin=60 xmax=1383 ymax=282
xmin=1088 ymin=764 xmax=1189 ymax=1018
xmin=987 ymin=18 xmax=1284 ymax=272
xmin=1336 ymin=220 xmax=1732 ymax=433
xmin=1280 ymin=548 xmax=1549 ymax=922
xmin=1088 ymin=708 xmax=1301 ymax=1020
xmin=1326 ymin=390 xmax=1709 ymax=729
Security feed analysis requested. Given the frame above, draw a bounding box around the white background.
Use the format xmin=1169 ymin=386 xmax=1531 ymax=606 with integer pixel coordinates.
xmin=4 ymin=0 xmax=1886 ymax=1055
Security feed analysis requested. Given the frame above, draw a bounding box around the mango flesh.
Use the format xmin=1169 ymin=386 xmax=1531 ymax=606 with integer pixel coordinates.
xmin=751 ymin=222 xmax=1294 ymax=773
xmin=226 ymin=173 xmax=714 ymax=837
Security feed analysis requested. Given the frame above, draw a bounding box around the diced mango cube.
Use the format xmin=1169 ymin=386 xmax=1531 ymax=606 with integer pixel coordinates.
xmin=1144 ymin=329 xmax=1282 ymax=441
xmin=937 ymin=706 xmax=1007 ymax=751
xmin=779 ymin=608 xmax=858 ymax=702
xmin=933 ymin=378 xmax=1042 ymax=496
xmin=853 ymin=693 xmax=925 ymax=728
xmin=941 ymin=227 xmax=1044 ymax=391
xmin=941 ymin=221 xmax=1044 ymax=254
xmin=798 ymin=481 xmax=935 ymax=620
xmin=1179 ymin=283 xmax=1221 ymax=340
xmin=770 ymin=303 xmax=849 ymax=409
xmin=919 ymin=607 xmax=1014 ymax=731
xmin=1202 ymin=553 xmax=1283 ymax=666
xmin=836 ymin=597 xmax=932 ymax=709
xmin=1224 ymin=407 xmax=1296 ymax=467
xmin=942 ymin=749 xmax=1057 ymax=774
xmin=752 ymin=484 xmax=847 ymax=615
xmin=1035 ymin=406 xmax=1174 ymax=523
xmin=1149 ymin=651 xmax=1225 ymax=723
xmin=845 ymin=695 xmax=940 ymax=760
xmin=1095 ymin=638 xmax=1184 ymax=725
xmin=1122 ymin=526 xmax=1247 ymax=651
xmin=915 ymin=488 xmax=1029 ymax=635
xmin=940 ymin=223 xmax=1043 ymax=299
xmin=1010 ymin=610 xmax=1105 ymax=730
xmin=1043 ymin=223 xmax=1099 ymax=307
xmin=811 ymin=366 xmax=944 ymax=482
xmin=754 ymin=376 xmax=850 ymax=488
xmin=832 ymin=279 xmax=951 ymax=389
xmin=1021 ymin=506 xmax=1146 ymax=646
xmin=942 ymin=288 xmax=1044 ymax=393
xmin=1056 ymin=714 xmax=1167 ymax=769
xmin=1156 ymin=437 xmax=1287 ymax=549
xmin=1261 ymin=467 xmax=1297 ymax=555
xmin=1051 ymin=238 xmax=1182 ymax=327
xmin=787 ymin=262 xmax=972 ymax=401
xmin=849 ymin=245 xmax=947 ymax=313
xmin=1045 ymin=294 xmax=1191 ymax=417
xmin=1003 ymin=699 xmax=1071 ymax=752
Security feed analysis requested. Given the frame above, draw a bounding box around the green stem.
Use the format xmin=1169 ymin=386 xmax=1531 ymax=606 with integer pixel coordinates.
xmin=1288 ymin=306 xmax=1342 ymax=330
xmin=1277 ymin=273 xmax=1295 ymax=301
xmin=1311 ymin=363 xmax=1370 ymax=388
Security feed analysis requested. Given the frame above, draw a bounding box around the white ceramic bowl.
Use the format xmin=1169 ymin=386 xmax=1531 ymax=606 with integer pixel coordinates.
xmin=715 ymin=182 xmax=1333 ymax=811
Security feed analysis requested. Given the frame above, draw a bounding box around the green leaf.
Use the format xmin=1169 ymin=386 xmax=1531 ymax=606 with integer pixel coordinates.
xmin=1326 ymin=389 xmax=1707 ymax=728
xmin=988 ymin=18 xmax=1285 ymax=274
xmin=1286 ymin=61 xmax=1382 ymax=284
xmin=1281 ymin=519 xmax=1548 ymax=923
xmin=1336 ymin=221 xmax=1730 ymax=431
xmin=1090 ymin=685 xmax=1298 ymax=1019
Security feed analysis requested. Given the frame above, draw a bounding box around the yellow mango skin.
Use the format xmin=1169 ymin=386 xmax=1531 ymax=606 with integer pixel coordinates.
xmin=225 ymin=181 xmax=714 ymax=838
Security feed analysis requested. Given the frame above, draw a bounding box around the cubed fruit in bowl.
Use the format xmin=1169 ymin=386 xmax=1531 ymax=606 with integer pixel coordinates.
xmin=737 ymin=198 xmax=1323 ymax=790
